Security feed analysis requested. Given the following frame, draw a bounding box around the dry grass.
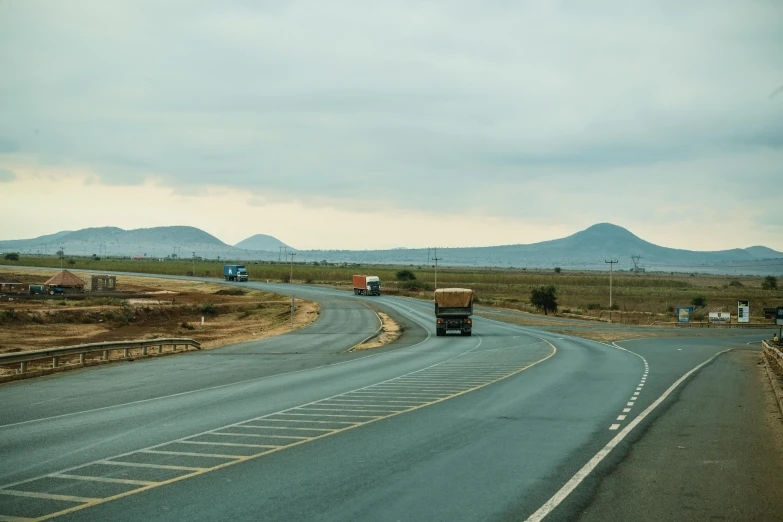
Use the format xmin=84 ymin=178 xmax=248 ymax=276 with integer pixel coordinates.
xmin=352 ymin=312 xmax=402 ymax=351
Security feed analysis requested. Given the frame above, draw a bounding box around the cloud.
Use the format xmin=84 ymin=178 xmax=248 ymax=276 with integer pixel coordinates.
xmin=0 ymin=0 xmax=781 ymax=248
xmin=0 ymin=169 xmax=14 ymax=182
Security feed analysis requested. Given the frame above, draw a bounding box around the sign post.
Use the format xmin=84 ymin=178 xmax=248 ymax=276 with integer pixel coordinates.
xmin=291 ymin=295 xmax=295 ymax=329
xmin=738 ymin=300 xmax=750 ymax=323
xmin=676 ymin=307 xmax=694 ymax=323
xmin=777 ymin=307 xmax=783 ymax=341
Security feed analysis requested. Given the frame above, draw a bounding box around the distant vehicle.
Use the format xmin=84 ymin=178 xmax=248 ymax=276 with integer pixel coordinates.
xmin=29 ymin=284 xmax=46 ymax=295
xmin=223 ymin=265 xmax=249 ymax=282
xmin=48 ymin=286 xmax=65 ymax=296
xmin=353 ymin=275 xmax=380 ymax=296
xmin=434 ymin=288 xmax=474 ymax=336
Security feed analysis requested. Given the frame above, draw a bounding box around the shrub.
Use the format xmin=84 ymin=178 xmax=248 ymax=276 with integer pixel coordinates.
xmin=395 ymin=270 xmax=417 ymax=281
xmin=180 ymin=321 xmax=194 ymax=330
xmin=728 ymin=280 xmax=743 ymax=287
xmin=4 ymin=252 xmax=19 ymax=261
xmin=554 ymin=267 xmax=561 ymax=274
xmin=762 ymin=276 xmax=778 ymax=290
xmin=610 ymin=304 xmax=620 ymax=311
xmin=691 ymin=296 xmax=707 ymax=307
xmin=400 ymin=280 xmax=433 ymax=291
xmin=198 ymin=303 xmax=217 ymax=314
xmin=280 ymin=274 xmax=291 ymax=283
xmin=530 ymin=285 xmax=558 ymax=315
xmin=67 ymin=258 xmax=76 ymax=265
xmin=586 ymin=303 xmax=601 ymax=310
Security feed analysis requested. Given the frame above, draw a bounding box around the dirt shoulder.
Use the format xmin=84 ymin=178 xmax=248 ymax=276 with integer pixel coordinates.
xmin=0 ymin=268 xmax=319 ymax=368
xmin=352 ymin=311 xmax=403 ymax=351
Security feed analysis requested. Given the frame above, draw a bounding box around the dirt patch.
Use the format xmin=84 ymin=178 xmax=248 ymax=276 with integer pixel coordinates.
xmin=0 ymin=268 xmax=320 ymax=376
xmin=352 ymin=312 xmax=402 ymax=351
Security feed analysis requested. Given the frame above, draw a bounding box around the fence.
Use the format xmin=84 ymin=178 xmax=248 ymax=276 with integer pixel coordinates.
xmin=0 ymin=338 xmax=200 ymax=376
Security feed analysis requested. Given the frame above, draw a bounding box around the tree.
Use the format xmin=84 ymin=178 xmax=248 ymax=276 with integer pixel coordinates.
xmin=67 ymin=258 xmax=76 ymax=266
xmin=396 ymin=269 xmax=417 ymax=281
xmin=691 ymin=296 xmax=707 ymax=307
xmin=531 ymin=285 xmax=558 ymax=315
xmin=761 ymin=276 xmax=778 ymax=290
xmin=554 ymin=267 xmax=562 ymax=274
xmin=4 ymin=253 xmax=19 ymax=261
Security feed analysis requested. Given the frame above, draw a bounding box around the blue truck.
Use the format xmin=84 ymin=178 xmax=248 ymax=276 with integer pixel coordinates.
xmin=223 ymin=265 xmax=249 ymax=282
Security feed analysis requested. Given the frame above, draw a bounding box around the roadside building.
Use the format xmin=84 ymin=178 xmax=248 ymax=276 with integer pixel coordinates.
xmin=0 ymin=279 xmax=26 ymax=294
xmin=43 ymin=270 xmax=86 ymax=294
xmin=88 ymin=275 xmax=117 ymax=292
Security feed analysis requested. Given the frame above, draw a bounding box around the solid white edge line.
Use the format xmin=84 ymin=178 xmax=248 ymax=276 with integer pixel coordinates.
xmin=525 ymin=347 xmax=731 ymax=522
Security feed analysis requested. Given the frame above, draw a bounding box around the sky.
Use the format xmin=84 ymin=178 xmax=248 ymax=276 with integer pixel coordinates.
xmin=1 ymin=1 xmax=782 ymax=251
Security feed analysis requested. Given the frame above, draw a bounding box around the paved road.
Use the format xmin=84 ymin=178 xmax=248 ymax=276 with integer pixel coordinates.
xmin=0 ymin=276 xmax=777 ymax=521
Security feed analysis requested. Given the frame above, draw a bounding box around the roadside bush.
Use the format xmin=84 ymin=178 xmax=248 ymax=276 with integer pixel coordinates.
xmin=180 ymin=321 xmax=194 ymax=330
xmin=762 ymin=276 xmax=778 ymax=290
xmin=67 ymin=258 xmax=76 ymax=265
xmin=198 ymin=303 xmax=217 ymax=314
xmin=530 ymin=285 xmax=558 ymax=315
xmin=4 ymin=252 xmax=19 ymax=261
xmin=554 ymin=267 xmax=561 ymax=274
xmin=610 ymin=304 xmax=620 ymax=311
xmin=280 ymin=274 xmax=291 ymax=283
xmin=395 ymin=270 xmax=416 ymax=281
xmin=728 ymin=280 xmax=743 ymax=287
xmin=691 ymin=296 xmax=707 ymax=307
xmin=586 ymin=303 xmax=601 ymax=310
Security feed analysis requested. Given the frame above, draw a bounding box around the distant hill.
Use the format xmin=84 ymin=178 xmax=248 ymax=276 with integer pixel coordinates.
xmin=1 ymin=223 xmax=781 ymax=274
xmin=234 ymin=234 xmax=293 ymax=252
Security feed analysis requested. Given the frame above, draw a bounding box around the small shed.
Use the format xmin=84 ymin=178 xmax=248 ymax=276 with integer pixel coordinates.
xmin=0 ymin=279 xmax=26 ymax=294
xmin=89 ymin=275 xmax=117 ymax=292
xmin=43 ymin=270 xmax=86 ymax=294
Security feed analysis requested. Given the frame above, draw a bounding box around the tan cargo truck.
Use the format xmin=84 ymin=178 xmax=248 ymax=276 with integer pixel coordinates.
xmin=434 ymin=288 xmax=473 ymax=336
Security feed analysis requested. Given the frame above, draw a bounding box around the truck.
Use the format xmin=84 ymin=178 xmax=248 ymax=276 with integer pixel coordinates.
xmin=353 ymin=275 xmax=380 ymax=296
xmin=434 ymin=288 xmax=473 ymax=336
xmin=223 ymin=265 xmax=249 ymax=282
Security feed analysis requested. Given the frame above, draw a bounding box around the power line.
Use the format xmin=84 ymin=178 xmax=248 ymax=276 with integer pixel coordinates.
xmin=433 ymin=248 xmax=442 ymax=290
xmin=605 ymin=260 xmax=619 ymax=323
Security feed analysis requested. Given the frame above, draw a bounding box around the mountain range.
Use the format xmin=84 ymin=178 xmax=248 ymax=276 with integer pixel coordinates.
xmin=1 ymin=224 xmax=781 ymax=274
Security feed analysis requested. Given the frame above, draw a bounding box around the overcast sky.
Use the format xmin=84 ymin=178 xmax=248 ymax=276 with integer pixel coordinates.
xmin=1 ymin=1 xmax=781 ymax=250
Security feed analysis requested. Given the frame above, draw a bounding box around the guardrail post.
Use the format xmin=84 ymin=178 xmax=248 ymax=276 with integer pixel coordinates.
xmin=158 ymin=344 xmax=163 ymax=354
xmin=52 ymin=356 xmax=59 ymax=368
xmin=123 ymin=348 xmax=129 ymax=358
xmin=79 ymin=353 xmax=85 ymax=364
xmin=20 ymin=361 xmax=27 ymax=373
xmin=142 ymin=345 xmax=147 ymax=356
xmin=102 ymin=350 xmax=108 ymax=361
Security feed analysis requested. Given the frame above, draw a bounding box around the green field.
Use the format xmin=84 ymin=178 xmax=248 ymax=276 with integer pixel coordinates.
xmin=2 ymin=256 xmax=781 ymax=324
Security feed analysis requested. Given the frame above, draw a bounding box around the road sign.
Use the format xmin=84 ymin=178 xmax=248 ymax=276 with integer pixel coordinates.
xmin=777 ymin=307 xmax=783 ymax=326
xmin=738 ymin=300 xmax=750 ymax=323
xmin=677 ymin=307 xmax=694 ymax=323
xmin=708 ymin=312 xmax=731 ymax=324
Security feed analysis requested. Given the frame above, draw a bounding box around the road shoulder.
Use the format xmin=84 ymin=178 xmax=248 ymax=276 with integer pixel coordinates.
xmin=579 ymin=349 xmax=783 ymax=521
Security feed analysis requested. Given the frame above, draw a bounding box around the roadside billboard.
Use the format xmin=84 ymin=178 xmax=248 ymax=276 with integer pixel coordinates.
xmin=708 ymin=312 xmax=731 ymax=324
xmin=777 ymin=307 xmax=783 ymax=326
xmin=737 ymin=300 xmax=750 ymax=323
xmin=677 ymin=307 xmax=694 ymax=323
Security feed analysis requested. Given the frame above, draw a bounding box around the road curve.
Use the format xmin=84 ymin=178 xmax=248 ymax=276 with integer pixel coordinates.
xmin=0 ymin=275 xmax=770 ymax=521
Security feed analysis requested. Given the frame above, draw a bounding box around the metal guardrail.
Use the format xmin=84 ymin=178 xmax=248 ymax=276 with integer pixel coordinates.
xmin=0 ymin=337 xmax=201 ymax=375
xmin=763 ymin=340 xmax=783 ymax=364
xmin=652 ymin=321 xmax=772 ymax=328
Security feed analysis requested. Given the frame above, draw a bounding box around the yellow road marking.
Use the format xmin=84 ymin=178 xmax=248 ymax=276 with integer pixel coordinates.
xmin=25 ymin=340 xmax=557 ymax=521
xmin=97 ymin=461 xmax=205 ymax=471
xmin=0 ymin=491 xmax=96 ymax=503
xmin=0 ymin=515 xmax=34 ymax=521
xmin=48 ymin=474 xmax=156 ymax=486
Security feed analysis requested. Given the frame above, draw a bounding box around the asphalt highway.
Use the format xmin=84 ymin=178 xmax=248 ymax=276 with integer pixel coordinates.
xmin=0 ymin=275 xmax=777 ymax=521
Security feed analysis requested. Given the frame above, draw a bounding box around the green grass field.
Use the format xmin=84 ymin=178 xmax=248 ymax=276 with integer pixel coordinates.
xmin=2 ymin=256 xmax=781 ymax=324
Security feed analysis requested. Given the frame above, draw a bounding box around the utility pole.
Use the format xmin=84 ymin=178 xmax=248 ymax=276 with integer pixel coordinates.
xmin=605 ymin=260 xmax=618 ymax=323
xmin=192 ymin=252 xmax=196 ymax=276
xmin=60 ymin=246 xmax=64 ymax=269
xmin=433 ymin=248 xmax=442 ymax=290
xmin=289 ymin=252 xmax=297 ymax=283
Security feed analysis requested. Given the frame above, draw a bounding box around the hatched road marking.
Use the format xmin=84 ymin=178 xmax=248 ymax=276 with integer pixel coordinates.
xmin=0 ymin=336 xmax=556 ymax=521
